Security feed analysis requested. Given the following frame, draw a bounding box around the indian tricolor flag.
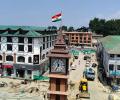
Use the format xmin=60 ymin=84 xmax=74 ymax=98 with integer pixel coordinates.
xmin=52 ymin=13 xmax=62 ymax=22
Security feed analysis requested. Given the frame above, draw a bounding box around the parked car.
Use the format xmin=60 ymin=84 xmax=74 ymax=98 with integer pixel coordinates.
xmin=84 ymin=56 xmax=91 ymax=60
xmin=92 ymin=63 xmax=97 ymax=68
xmin=74 ymin=56 xmax=78 ymax=59
xmin=84 ymin=67 xmax=95 ymax=80
xmin=111 ymin=85 xmax=120 ymax=92
xmin=71 ymin=65 xmax=77 ymax=70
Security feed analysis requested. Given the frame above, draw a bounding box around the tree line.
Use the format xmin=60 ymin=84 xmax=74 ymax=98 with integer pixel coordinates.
xmin=48 ymin=26 xmax=89 ymax=32
xmin=89 ymin=18 xmax=120 ymax=36
xmin=48 ymin=18 xmax=120 ymax=36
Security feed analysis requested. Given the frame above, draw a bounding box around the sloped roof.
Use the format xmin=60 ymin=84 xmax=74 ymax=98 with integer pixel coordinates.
xmin=100 ymin=35 xmax=120 ymax=54
xmin=0 ymin=25 xmax=47 ymax=31
xmin=0 ymin=25 xmax=57 ymax=37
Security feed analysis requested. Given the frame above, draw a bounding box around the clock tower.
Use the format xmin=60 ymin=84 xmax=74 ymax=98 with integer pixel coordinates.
xmin=47 ymin=34 xmax=71 ymax=100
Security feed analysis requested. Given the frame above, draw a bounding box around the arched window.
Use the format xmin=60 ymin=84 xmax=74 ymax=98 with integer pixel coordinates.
xmin=0 ymin=55 xmax=2 ymax=60
xmin=17 ymin=56 xmax=25 ymax=62
xmin=6 ymin=55 xmax=13 ymax=61
xmin=28 ymin=57 xmax=32 ymax=63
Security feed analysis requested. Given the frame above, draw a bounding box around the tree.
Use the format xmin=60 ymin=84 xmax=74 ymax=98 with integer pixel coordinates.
xmin=48 ymin=26 xmax=57 ymax=30
xmin=68 ymin=26 xmax=74 ymax=32
xmin=76 ymin=26 xmax=89 ymax=32
xmin=89 ymin=18 xmax=120 ymax=36
xmin=61 ymin=26 xmax=67 ymax=31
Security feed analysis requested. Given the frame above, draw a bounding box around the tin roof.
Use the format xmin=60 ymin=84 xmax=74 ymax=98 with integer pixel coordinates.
xmin=0 ymin=25 xmax=57 ymax=37
xmin=100 ymin=35 xmax=120 ymax=54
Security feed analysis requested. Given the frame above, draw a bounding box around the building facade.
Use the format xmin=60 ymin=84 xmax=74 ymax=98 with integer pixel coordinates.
xmin=63 ymin=31 xmax=92 ymax=47
xmin=0 ymin=25 xmax=57 ymax=79
xmin=97 ymin=36 xmax=120 ymax=85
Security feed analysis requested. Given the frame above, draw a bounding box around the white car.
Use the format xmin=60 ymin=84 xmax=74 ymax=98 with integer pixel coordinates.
xmin=71 ymin=65 xmax=77 ymax=70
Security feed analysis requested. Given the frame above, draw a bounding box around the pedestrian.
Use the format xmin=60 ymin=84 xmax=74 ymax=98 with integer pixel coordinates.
xmin=79 ymin=60 xmax=80 ymax=65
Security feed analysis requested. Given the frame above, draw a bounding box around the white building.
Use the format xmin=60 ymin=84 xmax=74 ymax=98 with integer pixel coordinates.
xmin=98 ymin=36 xmax=120 ymax=85
xmin=0 ymin=25 xmax=57 ymax=79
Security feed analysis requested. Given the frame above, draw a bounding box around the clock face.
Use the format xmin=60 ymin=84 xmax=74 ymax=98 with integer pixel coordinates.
xmin=51 ymin=58 xmax=66 ymax=73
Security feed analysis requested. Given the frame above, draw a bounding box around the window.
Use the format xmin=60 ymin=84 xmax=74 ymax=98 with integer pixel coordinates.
xmin=56 ymin=79 xmax=60 ymax=91
xmin=72 ymin=37 xmax=74 ymax=39
xmin=43 ymin=37 xmax=45 ymax=42
xmin=84 ymin=37 xmax=86 ymax=40
xmin=18 ymin=56 xmax=25 ymax=62
xmin=7 ymin=37 xmax=12 ymax=42
xmin=117 ymin=55 xmax=120 ymax=57
xmin=88 ymin=37 xmax=91 ymax=40
xmin=0 ymin=44 xmax=1 ymax=50
xmin=28 ymin=57 xmax=32 ymax=63
xmin=110 ymin=54 xmax=114 ymax=58
xmin=43 ymin=44 xmax=45 ymax=50
xmin=18 ymin=45 xmax=24 ymax=51
xmin=7 ymin=44 xmax=12 ymax=51
xmin=50 ymin=42 xmax=51 ymax=47
xmin=6 ymin=55 xmax=13 ymax=61
xmin=80 ymin=37 xmax=82 ymax=40
xmin=109 ymin=64 xmax=114 ymax=70
xmin=0 ymin=37 xmax=1 ymax=42
xmin=117 ymin=65 xmax=120 ymax=70
xmin=0 ymin=55 xmax=2 ymax=60
xmin=88 ymin=41 xmax=91 ymax=43
xmin=28 ymin=37 xmax=32 ymax=44
xmin=40 ymin=46 xmax=42 ymax=60
xmin=33 ymin=55 xmax=39 ymax=64
xmin=56 ymin=95 xmax=60 ymax=100
xmin=47 ymin=43 xmax=49 ymax=48
xmin=27 ymin=70 xmax=32 ymax=75
xmin=47 ymin=36 xmax=49 ymax=41
xmin=18 ymin=37 xmax=24 ymax=43
xmin=76 ymin=37 xmax=78 ymax=39
xmin=28 ymin=45 xmax=32 ymax=52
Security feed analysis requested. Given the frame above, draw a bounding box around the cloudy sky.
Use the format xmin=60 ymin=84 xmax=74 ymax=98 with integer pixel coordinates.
xmin=0 ymin=0 xmax=120 ymax=28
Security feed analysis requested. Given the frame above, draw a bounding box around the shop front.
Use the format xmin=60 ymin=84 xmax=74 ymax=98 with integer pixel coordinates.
xmin=13 ymin=64 xmax=41 ymax=80
xmin=2 ymin=64 xmax=13 ymax=77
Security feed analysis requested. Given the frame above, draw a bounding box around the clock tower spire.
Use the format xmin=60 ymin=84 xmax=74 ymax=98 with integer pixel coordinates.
xmin=47 ymin=33 xmax=71 ymax=100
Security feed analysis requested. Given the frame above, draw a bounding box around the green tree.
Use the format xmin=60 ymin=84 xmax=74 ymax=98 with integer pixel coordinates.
xmin=61 ymin=26 xmax=67 ymax=31
xmin=76 ymin=26 xmax=89 ymax=32
xmin=68 ymin=26 xmax=74 ymax=32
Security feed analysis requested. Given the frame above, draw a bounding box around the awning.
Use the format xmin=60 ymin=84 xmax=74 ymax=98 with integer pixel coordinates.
xmin=13 ymin=64 xmax=40 ymax=70
xmin=3 ymin=65 xmax=13 ymax=68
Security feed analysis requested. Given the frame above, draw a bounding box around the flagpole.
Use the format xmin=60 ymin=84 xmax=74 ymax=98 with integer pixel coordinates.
xmin=60 ymin=11 xmax=62 ymax=35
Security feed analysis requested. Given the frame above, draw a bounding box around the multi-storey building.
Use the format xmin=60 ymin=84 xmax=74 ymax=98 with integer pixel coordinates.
xmin=0 ymin=25 xmax=57 ymax=79
xmin=63 ymin=31 xmax=92 ymax=47
xmin=98 ymin=36 xmax=120 ymax=85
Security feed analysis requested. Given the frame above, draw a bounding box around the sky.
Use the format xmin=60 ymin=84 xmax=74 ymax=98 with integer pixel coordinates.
xmin=0 ymin=0 xmax=120 ymax=28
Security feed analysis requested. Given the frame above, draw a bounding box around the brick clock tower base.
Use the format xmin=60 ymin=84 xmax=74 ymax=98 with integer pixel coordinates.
xmin=47 ymin=34 xmax=71 ymax=100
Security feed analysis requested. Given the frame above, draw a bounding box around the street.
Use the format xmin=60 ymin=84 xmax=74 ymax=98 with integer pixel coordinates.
xmin=68 ymin=51 xmax=109 ymax=100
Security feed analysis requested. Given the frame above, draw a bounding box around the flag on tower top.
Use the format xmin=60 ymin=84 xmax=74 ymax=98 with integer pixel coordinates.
xmin=52 ymin=13 xmax=62 ymax=22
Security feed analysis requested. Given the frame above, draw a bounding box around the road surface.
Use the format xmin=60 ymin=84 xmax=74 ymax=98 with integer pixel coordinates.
xmin=68 ymin=52 xmax=109 ymax=100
